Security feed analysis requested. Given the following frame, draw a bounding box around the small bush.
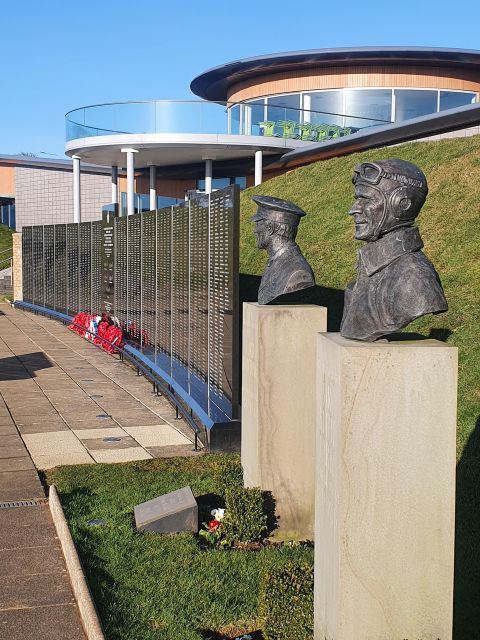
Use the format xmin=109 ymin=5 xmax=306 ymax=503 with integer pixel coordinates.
xmin=258 ymin=561 xmax=314 ymax=640
xmin=213 ymin=456 xmax=244 ymax=496
xmin=221 ymin=486 xmax=267 ymax=546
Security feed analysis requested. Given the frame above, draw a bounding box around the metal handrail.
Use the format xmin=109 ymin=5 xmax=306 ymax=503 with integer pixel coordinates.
xmin=0 ymin=247 xmax=12 ymax=255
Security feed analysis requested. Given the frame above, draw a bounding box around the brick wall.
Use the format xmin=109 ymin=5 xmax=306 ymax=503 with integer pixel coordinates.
xmin=14 ymin=166 xmax=111 ymax=229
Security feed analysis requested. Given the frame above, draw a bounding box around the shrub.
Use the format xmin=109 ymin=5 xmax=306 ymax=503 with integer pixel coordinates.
xmin=213 ymin=455 xmax=244 ymax=496
xmin=221 ymin=486 xmax=267 ymax=546
xmin=258 ymin=561 xmax=314 ymax=640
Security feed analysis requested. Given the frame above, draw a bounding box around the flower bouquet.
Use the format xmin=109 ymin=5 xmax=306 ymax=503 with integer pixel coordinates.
xmin=198 ymin=508 xmax=226 ymax=545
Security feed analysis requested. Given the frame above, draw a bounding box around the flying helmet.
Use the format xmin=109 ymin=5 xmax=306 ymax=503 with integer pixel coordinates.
xmin=352 ymin=159 xmax=428 ymax=239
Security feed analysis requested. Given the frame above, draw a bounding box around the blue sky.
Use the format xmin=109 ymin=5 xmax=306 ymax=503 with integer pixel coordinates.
xmin=2 ymin=0 xmax=479 ymax=157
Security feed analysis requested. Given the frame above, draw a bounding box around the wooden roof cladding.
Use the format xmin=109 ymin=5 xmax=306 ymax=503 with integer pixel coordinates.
xmin=227 ymin=64 xmax=480 ymax=102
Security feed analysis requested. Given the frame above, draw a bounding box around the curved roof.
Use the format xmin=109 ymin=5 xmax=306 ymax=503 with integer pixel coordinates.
xmin=190 ymin=46 xmax=480 ymax=101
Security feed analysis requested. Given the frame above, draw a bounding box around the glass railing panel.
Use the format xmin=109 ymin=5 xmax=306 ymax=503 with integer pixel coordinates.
xmin=115 ymin=102 xmax=156 ymax=134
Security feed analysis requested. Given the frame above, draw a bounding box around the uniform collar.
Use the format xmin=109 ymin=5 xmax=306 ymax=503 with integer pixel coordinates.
xmin=267 ymin=242 xmax=299 ymax=265
xmin=359 ymin=226 xmax=424 ymax=276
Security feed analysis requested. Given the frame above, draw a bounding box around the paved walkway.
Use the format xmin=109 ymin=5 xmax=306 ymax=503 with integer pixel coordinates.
xmin=0 ymin=301 xmax=202 ymax=639
xmin=0 ymin=302 xmax=197 ymax=471
xmin=0 ymin=505 xmax=87 ymax=640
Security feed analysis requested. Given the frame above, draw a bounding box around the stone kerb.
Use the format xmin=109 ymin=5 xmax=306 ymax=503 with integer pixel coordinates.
xmin=12 ymin=232 xmax=22 ymax=301
xmin=315 ymin=333 xmax=457 ymax=640
xmin=241 ymin=302 xmax=327 ymax=540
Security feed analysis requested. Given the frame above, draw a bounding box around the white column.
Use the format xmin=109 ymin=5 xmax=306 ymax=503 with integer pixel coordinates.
xmin=303 ymin=94 xmax=312 ymax=123
xmin=121 ymin=148 xmax=138 ymax=216
xmin=149 ymin=165 xmax=157 ymax=210
xmin=254 ymin=150 xmax=263 ymax=186
xmin=204 ymin=159 xmax=213 ymax=194
xmin=72 ymin=155 xmax=81 ymax=223
xmin=111 ymin=165 xmax=118 ymax=207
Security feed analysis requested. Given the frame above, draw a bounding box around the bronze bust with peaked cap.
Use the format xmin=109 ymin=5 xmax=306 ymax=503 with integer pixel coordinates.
xmin=250 ymin=195 xmax=315 ymax=305
xmin=340 ymin=158 xmax=448 ymax=342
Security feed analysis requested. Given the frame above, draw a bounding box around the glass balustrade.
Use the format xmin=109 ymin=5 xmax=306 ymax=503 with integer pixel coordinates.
xmin=65 ymin=99 xmax=391 ymax=145
xmin=66 ymin=90 xmax=477 ymax=146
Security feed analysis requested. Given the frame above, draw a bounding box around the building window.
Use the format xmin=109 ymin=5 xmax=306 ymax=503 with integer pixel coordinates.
xmin=305 ymin=91 xmax=343 ymax=127
xmin=232 ymin=87 xmax=478 ymax=140
xmin=395 ymin=89 xmax=438 ymax=121
xmin=243 ymin=100 xmax=265 ymax=135
xmin=266 ymin=94 xmax=301 ymax=129
xmin=344 ymin=89 xmax=393 ymax=128
xmin=439 ymin=90 xmax=476 ymax=111
xmin=230 ymin=104 xmax=241 ymax=134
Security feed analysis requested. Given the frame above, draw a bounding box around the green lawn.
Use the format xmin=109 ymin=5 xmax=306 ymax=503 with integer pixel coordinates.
xmin=0 ymin=223 xmax=13 ymax=265
xmin=45 ymin=455 xmax=313 ymax=640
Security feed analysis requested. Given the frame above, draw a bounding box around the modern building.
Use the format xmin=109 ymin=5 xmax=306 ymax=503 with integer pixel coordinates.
xmin=64 ymin=46 xmax=480 ymax=221
xmin=5 ymin=47 xmax=480 ymax=228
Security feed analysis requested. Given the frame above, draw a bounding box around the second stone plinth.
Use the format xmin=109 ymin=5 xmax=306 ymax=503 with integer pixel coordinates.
xmin=241 ymin=302 xmax=327 ymax=540
xmin=315 ymin=333 xmax=457 ymax=640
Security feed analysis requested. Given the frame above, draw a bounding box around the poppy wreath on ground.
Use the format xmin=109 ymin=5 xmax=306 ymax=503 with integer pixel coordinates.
xmin=68 ymin=311 xmax=124 ymax=353
xmin=103 ymin=324 xmax=124 ymax=353
xmin=69 ymin=312 xmax=92 ymax=336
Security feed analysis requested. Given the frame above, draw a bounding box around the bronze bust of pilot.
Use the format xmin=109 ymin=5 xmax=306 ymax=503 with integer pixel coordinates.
xmin=251 ymin=195 xmax=315 ymax=305
xmin=340 ymin=159 xmax=447 ymax=342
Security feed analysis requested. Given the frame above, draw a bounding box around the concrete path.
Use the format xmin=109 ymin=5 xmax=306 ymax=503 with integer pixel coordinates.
xmin=0 ymin=300 xmax=205 ymax=639
xmin=0 ymin=302 xmax=198 ymax=470
xmin=0 ymin=504 xmax=87 ymax=640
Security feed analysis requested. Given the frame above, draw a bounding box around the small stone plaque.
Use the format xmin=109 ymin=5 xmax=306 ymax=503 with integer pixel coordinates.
xmin=134 ymin=486 xmax=198 ymax=534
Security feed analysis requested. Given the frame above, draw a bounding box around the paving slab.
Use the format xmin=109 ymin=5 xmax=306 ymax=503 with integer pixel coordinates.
xmin=0 ymin=423 xmax=18 ymax=436
xmin=0 ymin=441 xmax=29 ymax=459
xmin=114 ymin=414 xmax=170 ymax=427
xmin=16 ymin=420 xmax=70 ymax=434
xmin=22 ymin=431 xmax=88 ymax=457
xmin=63 ymin=417 xmax=119 ymax=430
xmin=81 ymin=435 xmax=140 ymax=450
xmin=0 ymin=470 xmax=45 ymax=501
xmin=0 ymin=545 xmax=65 ymax=577
xmin=73 ymin=427 xmax=127 ymax=440
xmin=0 ymin=603 xmax=86 ymax=640
xmin=0 ymin=573 xmax=75 ymax=609
xmin=147 ymin=444 xmax=202 ymax=458
xmin=0 ymin=506 xmax=57 ymax=550
xmin=89 ymin=447 xmax=153 ymax=463
xmin=33 ymin=452 xmax=94 ymax=470
xmin=124 ymin=425 xmax=190 ymax=447
xmin=0 ymin=457 xmax=35 ymax=473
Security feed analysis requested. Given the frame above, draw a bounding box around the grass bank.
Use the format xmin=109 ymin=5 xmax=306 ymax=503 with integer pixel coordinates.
xmin=45 ymin=455 xmax=313 ymax=640
xmin=239 ymin=135 xmax=480 ymax=639
xmin=0 ymin=223 xmax=13 ymax=260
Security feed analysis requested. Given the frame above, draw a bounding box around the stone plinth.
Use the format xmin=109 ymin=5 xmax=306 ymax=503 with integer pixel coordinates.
xmin=315 ymin=333 xmax=457 ymax=640
xmin=241 ymin=302 xmax=327 ymax=540
xmin=12 ymin=233 xmax=22 ymax=301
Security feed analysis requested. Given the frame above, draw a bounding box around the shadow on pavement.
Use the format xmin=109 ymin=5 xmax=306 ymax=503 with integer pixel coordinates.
xmin=0 ymin=352 xmax=53 ymax=380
